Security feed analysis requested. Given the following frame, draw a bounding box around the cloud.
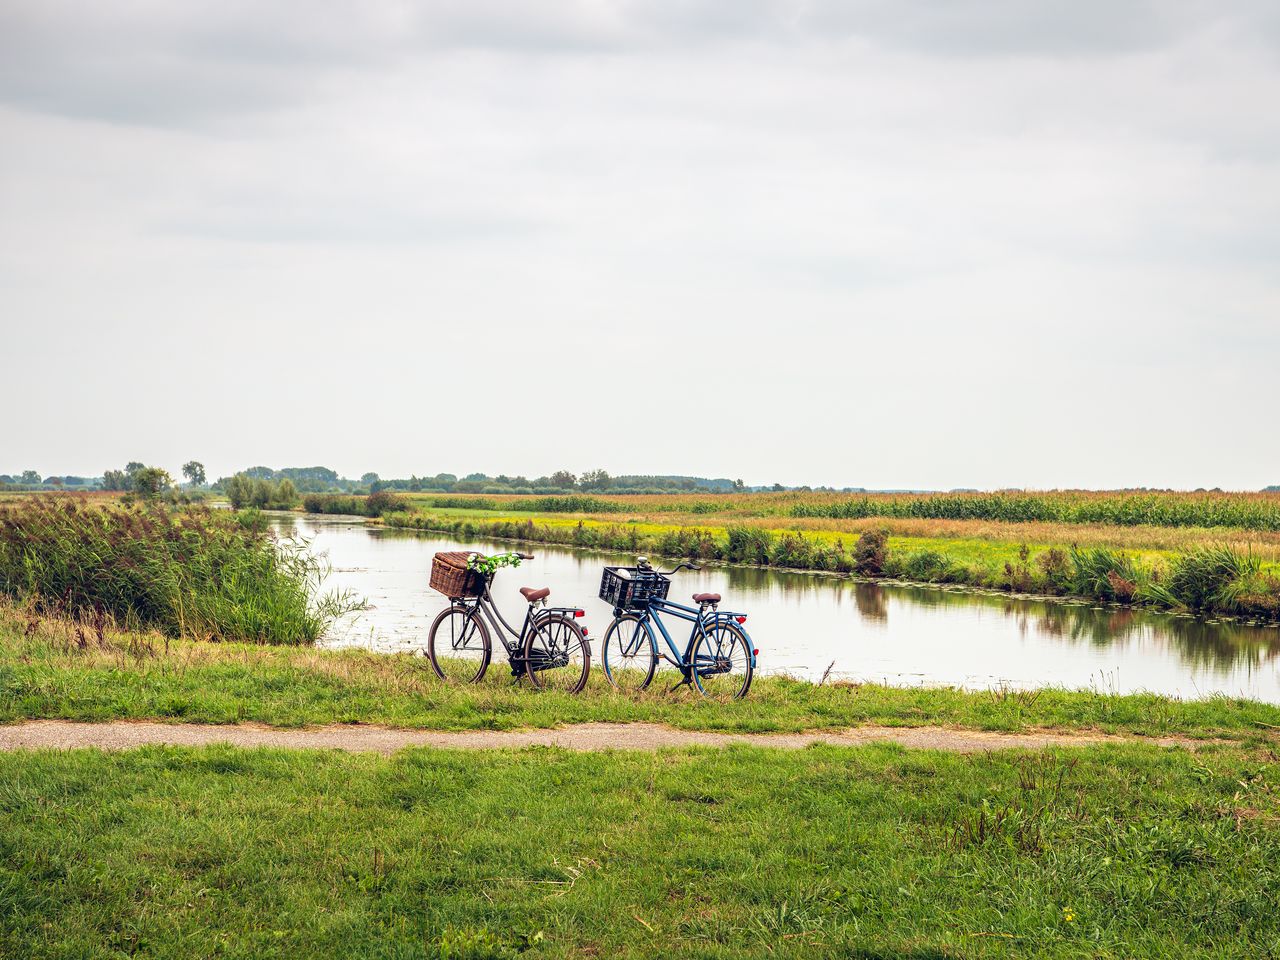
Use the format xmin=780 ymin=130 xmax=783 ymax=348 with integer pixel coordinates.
xmin=4 ymin=1 xmax=1278 ymax=129
xmin=1 ymin=1 xmax=1278 ymax=486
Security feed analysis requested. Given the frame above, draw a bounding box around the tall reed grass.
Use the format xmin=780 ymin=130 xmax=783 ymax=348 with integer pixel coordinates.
xmin=0 ymin=496 xmax=357 ymax=644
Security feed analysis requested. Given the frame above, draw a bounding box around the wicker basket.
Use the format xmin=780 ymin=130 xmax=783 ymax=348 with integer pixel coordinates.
xmin=430 ymin=551 xmax=488 ymax=598
xmin=599 ymin=566 xmax=670 ymax=610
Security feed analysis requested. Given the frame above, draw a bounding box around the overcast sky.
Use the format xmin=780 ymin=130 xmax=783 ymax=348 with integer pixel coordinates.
xmin=2 ymin=1 xmax=1277 ymax=489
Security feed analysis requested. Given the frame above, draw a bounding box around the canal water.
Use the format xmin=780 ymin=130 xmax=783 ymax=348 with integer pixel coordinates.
xmin=274 ymin=515 xmax=1280 ymax=702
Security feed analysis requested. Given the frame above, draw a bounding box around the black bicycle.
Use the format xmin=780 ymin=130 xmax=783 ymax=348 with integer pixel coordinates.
xmin=425 ymin=551 xmax=591 ymax=693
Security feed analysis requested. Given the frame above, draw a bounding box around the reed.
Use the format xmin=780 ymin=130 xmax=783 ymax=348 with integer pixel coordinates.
xmin=0 ymin=496 xmax=356 ymax=644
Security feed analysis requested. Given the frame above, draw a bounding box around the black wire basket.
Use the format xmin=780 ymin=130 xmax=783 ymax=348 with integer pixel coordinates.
xmin=599 ymin=566 xmax=671 ymax=610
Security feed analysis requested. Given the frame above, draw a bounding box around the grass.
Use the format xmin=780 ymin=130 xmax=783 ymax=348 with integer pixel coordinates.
xmin=3 ymin=741 xmax=1280 ymax=957
xmin=382 ymin=509 xmax=1280 ymax=620
xmin=5 ymin=604 xmax=1280 ymax=740
xmin=0 ymin=496 xmax=357 ymax=644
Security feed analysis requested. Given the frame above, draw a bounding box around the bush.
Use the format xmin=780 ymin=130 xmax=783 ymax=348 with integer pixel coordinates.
xmin=0 ymin=496 xmax=355 ymax=643
xmin=853 ymin=530 xmax=888 ymax=576
xmin=303 ymin=493 xmax=405 ymax=517
xmin=224 ymin=474 xmax=298 ymax=510
xmin=1036 ymin=548 xmax=1072 ymax=594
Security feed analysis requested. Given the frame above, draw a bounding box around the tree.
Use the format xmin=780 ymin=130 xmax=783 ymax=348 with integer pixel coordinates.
xmin=733 ymin=478 xmax=745 ymax=491
xmin=549 ymin=470 xmax=577 ymax=489
xmin=131 ymin=467 xmax=172 ymax=499
xmin=102 ymin=469 xmax=127 ymax=491
xmin=20 ymin=470 xmax=40 ymax=485
xmin=182 ymin=461 xmax=207 ymax=486
xmin=580 ymin=469 xmax=611 ymax=491
xmin=360 ymin=472 xmax=380 ymax=485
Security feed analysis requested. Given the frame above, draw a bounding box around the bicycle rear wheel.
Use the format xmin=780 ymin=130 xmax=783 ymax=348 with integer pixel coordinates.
xmin=690 ymin=622 xmax=753 ymax=701
xmin=524 ymin=613 xmax=591 ymax=694
xmin=602 ymin=613 xmax=657 ymax=692
xmin=426 ymin=606 xmax=491 ymax=684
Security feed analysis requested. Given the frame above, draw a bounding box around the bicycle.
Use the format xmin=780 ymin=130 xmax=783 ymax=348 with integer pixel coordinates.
xmin=425 ymin=550 xmax=591 ymax=693
xmin=599 ymin=558 xmax=757 ymax=700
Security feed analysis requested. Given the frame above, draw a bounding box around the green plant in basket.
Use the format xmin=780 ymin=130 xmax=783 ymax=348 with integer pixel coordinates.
xmin=466 ymin=552 xmax=525 ymax=576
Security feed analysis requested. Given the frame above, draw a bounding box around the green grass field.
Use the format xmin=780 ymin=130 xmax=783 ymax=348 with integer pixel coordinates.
xmin=3 ymin=741 xmax=1279 ymax=958
xmin=5 ymin=604 xmax=1280 ymax=740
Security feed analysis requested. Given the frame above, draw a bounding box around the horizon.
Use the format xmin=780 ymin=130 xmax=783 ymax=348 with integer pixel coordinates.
xmin=4 ymin=461 xmax=1276 ymax=495
xmin=3 ymin=2 xmax=1279 ymax=489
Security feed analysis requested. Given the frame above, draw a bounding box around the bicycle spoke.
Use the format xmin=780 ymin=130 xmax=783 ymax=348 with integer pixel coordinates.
xmin=525 ymin=615 xmax=590 ymax=694
xmin=691 ymin=623 xmax=753 ymax=701
xmin=427 ymin=607 xmax=490 ymax=684
xmin=602 ymin=614 xmax=656 ymax=692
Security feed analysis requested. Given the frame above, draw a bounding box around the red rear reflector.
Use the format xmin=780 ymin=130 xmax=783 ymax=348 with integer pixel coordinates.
xmin=582 ymin=628 xmax=589 ymax=636
xmin=753 ymin=649 xmax=759 ymax=656
xmin=735 ymin=616 xmax=747 ymax=624
xmin=573 ymin=609 xmax=585 ymax=618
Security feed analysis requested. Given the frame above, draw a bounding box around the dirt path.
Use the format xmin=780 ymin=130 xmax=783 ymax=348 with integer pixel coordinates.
xmin=0 ymin=720 xmax=1208 ymax=755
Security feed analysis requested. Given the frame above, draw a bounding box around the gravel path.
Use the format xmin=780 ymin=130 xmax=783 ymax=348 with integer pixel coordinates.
xmin=0 ymin=721 xmax=1205 ymax=755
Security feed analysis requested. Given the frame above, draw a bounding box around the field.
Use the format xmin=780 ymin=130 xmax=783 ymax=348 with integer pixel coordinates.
xmin=380 ymin=491 xmax=1280 ymax=620
xmin=6 ymin=601 xmax=1280 ymax=737
xmin=6 ymin=588 xmax=1280 ymax=957
xmin=5 ymin=740 xmax=1280 ymax=958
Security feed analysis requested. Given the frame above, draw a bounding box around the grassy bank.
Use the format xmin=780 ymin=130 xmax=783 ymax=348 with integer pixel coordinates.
xmin=5 ymin=605 xmax=1279 ymax=739
xmin=3 ymin=741 xmax=1280 ymax=958
xmin=382 ymin=508 xmax=1280 ymax=621
xmin=0 ymin=496 xmax=354 ymax=644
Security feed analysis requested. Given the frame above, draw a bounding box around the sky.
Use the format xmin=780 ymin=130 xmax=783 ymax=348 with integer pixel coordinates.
xmin=2 ymin=1 xmax=1277 ymax=490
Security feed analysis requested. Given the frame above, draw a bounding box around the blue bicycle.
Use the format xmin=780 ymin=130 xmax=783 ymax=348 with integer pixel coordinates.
xmin=599 ymin=558 xmax=757 ymax=700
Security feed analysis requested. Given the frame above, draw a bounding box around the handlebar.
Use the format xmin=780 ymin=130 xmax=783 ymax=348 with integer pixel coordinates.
xmin=635 ymin=556 xmax=699 ymax=575
xmin=658 ymin=561 xmax=701 ymax=575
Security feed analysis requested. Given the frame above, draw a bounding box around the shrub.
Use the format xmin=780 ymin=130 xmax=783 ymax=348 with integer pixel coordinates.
xmin=1036 ymin=548 xmax=1072 ymax=594
xmin=853 ymin=530 xmax=889 ymax=576
xmin=906 ymin=550 xmax=952 ymax=582
xmin=224 ymin=474 xmax=298 ymax=510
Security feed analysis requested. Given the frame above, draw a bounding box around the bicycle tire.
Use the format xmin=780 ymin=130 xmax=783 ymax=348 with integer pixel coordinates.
xmin=524 ymin=613 xmax=591 ymax=694
xmin=426 ymin=605 xmax=491 ymax=684
xmin=601 ymin=613 xmax=658 ymax=692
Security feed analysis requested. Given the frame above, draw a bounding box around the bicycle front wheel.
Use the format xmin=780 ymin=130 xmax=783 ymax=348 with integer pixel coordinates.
xmin=690 ymin=622 xmax=753 ymax=701
xmin=426 ymin=606 xmax=491 ymax=684
xmin=524 ymin=614 xmax=591 ymax=694
xmin=602 ymin=613 xmax=657 ymax=692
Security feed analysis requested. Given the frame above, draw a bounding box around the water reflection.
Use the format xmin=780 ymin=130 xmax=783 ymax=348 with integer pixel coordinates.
xmin=272 ymin=515 xmax=1280 ymax=702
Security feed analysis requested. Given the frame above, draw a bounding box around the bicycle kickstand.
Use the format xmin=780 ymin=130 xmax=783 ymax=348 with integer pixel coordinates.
xmin=667 ymin=674 xmax=693 ymax=693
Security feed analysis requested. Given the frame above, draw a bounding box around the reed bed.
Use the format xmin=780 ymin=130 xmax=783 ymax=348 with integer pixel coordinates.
xmin=0 ymin=496 xmax=356 ymax=644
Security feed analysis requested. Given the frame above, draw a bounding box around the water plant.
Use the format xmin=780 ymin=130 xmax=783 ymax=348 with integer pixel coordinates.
xmin=0 ymin=496 xmax=357 ymax=643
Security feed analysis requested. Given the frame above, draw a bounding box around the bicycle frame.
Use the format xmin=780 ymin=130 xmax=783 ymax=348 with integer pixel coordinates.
xmin=631 ymin=595 xmax=758 ymax=674
xmin=455 ymin=581 xmax=586 ymax=658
